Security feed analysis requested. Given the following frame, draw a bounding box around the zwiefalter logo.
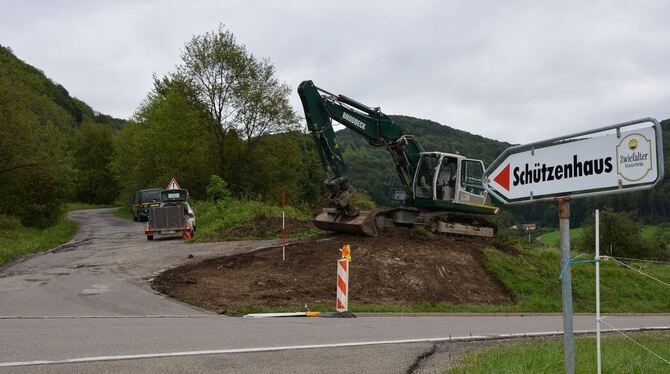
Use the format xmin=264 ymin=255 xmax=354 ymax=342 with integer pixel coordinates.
xmin=617 ymin=134 xmax=651 ymax=182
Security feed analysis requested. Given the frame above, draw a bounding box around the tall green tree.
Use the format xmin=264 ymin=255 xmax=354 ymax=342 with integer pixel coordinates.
xmin=178 ymin=24 xmax=298 ymax=189
xmin=113 ymin=75 xmax=217 ymax=200
xmin=72 ymin=123 xmax=118 ymax=204
xmin=234 ymin=132 xmax=323 ymax=203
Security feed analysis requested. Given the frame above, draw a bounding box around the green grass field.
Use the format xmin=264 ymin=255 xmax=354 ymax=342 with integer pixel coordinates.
xmin=537 ymin=224 xmax=670 ymax=247
xmin=537 ymin=227 xmax=584 ymax=247
xmin=484 ymin=246 xmax=670 ymax=313
xmin=448 ymin=332 xmax=670 ymax=373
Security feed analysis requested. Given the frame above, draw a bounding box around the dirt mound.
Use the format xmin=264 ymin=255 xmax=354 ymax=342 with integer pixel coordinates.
xmin=153 ymin=228 xmax=515 ymax=314
xmin=225 ymin=217 xmax=314 ymax=239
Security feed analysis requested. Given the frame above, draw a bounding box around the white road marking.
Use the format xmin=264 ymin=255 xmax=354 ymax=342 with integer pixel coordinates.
xmin=1 ymin=326 xmax=668 ymax=368
xmin=0 ymin=315 xmax=220 ymax=319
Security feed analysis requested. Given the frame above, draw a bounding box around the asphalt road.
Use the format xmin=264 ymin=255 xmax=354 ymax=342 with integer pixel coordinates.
xmin=0 ymin=208 xmax=668 ymax=373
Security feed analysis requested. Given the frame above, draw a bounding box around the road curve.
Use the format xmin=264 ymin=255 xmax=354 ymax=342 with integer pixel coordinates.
xmin=0 ymin=208 xmax=667 ymax=373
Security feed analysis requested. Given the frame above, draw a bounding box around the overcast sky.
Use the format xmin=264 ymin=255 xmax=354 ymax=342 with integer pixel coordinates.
xmin=1 ymin=0 xmax=668 ymax=143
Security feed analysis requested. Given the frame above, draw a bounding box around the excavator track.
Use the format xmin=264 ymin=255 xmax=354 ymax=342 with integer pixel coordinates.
xmin=313 ymin=208 xmax=496 ymax=239
xmin=420 ymin=211 xmax=496 ymax=239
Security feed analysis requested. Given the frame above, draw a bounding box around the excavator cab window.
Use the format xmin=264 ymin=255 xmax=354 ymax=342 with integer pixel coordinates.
xmin=436 ymin=156 xmax=458 ymax=201
xmin=460 ymin=160 xmax=486 ymax=196
xmin=414 ymin=154 xmax=439 ymax=199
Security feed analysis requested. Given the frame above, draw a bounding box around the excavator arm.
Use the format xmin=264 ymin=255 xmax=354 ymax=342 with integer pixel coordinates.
xmin=298 ymin=80 xmax=423 ymax=216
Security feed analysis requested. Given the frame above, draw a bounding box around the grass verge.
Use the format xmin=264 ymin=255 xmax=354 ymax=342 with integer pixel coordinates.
xmin=231 ymin=303 xmax=524 ymax=316
xmin=447 ymin=332 xmax=670 ymax=373
xmin=192 ymin=199 xmax=320 ymax=241
xmin=484 ymin=246 xmax=670 ymax=313
xmin=116 ymin=206 xmax=133 ymax=220
xmin=0 ymin=202 xmax=117 ymax=267
xmin=115 ymin=199 xmax=320 ymax=240
xmin=0 ymin=216 xmax=77 ymax=267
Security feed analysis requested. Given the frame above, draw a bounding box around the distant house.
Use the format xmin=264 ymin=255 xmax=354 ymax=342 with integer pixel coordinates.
xmin=510 ymin=223 xmax=538 ymax=231
xmin=522 ymin=223 xmax=537 ymax=231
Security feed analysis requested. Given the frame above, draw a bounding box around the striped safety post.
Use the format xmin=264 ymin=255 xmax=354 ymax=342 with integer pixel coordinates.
xmin=336 ymin=245 xmax=351 ymax=312
xmin=336 ymin=259 xmax=348 ymax=312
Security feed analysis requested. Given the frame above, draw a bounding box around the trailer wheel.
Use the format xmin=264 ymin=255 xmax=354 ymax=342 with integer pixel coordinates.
xmin=147 ymin=235 xmax=154 ymax=241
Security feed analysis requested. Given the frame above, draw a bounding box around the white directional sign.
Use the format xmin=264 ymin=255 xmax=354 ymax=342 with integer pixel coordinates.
xmin=485 ymin=118 xmax=664 ymax=204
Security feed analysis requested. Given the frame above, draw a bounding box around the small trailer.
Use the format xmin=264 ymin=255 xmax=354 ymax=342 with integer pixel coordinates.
xmin=144 ymin=189 xmax=195 ymax=240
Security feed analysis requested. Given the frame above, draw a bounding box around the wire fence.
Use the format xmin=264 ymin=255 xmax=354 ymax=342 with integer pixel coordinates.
xmin=595 ymin=253 xmax=670 ymax=371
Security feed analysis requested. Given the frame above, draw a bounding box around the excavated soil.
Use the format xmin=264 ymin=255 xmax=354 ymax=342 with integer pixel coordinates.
xmin=152 ymin=228 xmax=516 ymax=314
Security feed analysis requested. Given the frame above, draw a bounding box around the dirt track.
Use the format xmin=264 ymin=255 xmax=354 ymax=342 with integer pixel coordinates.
xmin=153 ymin=228 xmax=516 ymax=314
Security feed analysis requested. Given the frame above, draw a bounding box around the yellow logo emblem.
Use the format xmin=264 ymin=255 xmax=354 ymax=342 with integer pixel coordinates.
xmin=628 ymin=138 xmax=638 ymax=150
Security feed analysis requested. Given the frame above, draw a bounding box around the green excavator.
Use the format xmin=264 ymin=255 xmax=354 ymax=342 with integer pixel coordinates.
xmin=298 ymin=80 xmax=499 ymax=238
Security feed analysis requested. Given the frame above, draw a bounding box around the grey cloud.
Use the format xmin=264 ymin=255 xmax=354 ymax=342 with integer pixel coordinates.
xmin=1 ymin=0 xmax=668 ymax=143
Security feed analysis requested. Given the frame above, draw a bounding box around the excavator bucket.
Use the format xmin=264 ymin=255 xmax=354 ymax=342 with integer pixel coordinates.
xmin=313 ymin=209 xmax=378 ymax=236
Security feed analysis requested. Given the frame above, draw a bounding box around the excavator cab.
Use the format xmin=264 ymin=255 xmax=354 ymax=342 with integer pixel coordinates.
xmin=413 ymin=152 xmax=489 ymax=209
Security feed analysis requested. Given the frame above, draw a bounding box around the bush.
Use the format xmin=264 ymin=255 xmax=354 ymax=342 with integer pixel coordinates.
xmin=642 ymin=231 xmax=670 ymax=261
xmin=580 ymin=209 xmax=647 ymax=258
xmin=490 ymin=211 xmax=515 ymax=245
xmin=192 ymin=199 xmax=313 ymax=241
xmin=0 ymin=214 xmax=20 ymax=229
xmin=352 ymin=189 xmax=376 ymax=211
xmin=206 ymin=175 xmax=232 ymax=203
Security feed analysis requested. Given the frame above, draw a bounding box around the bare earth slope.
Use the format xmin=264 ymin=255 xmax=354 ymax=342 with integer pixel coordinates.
xmin=153 ymin=229 xmax=515 ymax=313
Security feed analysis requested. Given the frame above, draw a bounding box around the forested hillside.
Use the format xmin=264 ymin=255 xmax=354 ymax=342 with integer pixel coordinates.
xmin=337 ymin=116 xmax=670 ymax=228
xmin=0 ymin=45 xmax=123 ymax=226
xmin=0 ymin=46 xmax=123 ymax=129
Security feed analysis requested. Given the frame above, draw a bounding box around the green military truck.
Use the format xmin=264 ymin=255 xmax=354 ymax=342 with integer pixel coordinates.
xmin=131 ymin=188 xmax=163 ymax=222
